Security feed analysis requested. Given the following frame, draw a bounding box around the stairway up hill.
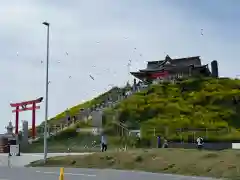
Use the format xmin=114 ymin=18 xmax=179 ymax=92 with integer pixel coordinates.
xmin=35 ymin=83 xmax=148 ymax=138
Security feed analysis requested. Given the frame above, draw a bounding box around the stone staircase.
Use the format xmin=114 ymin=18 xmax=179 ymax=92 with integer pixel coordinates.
xmin=33 ymin=83 xmax=149 ymax=140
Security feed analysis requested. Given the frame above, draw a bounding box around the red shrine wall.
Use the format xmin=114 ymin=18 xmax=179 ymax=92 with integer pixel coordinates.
xmin=150 ymin=71 xmax=169 ymax=78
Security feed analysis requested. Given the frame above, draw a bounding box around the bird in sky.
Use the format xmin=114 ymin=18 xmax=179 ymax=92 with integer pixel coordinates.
xmin=89 ymin=75 xmax=94 ymax=80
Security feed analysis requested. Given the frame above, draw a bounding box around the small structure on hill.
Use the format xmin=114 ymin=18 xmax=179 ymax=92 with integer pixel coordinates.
xmin=130 ymin=55 xmax=219 ymax=82
xmin=211 ymin=60 xmax=219 ymax=78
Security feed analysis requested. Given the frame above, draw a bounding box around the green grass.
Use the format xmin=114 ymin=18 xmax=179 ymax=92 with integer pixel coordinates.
xmin=28 ymin=148 xmax=240 ymax=179
xmin=104 ymin=77 xmax=240 ymax=141
xmin=43 ymin=86 xmax=126 ymax=126
xmin=33 ymin=77 xmax=240 ymax=145
xmin=24 ymin=137 xmax=100 ymax=153
xmin=26 ymin=128 xmax=131 ymax=153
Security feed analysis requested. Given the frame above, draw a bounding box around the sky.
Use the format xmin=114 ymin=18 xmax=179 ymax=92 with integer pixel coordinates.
xmin=0 ymin=0 xmax=239 ymax=133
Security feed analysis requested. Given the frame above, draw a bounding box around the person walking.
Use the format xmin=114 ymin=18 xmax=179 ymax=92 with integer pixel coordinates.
xmin=101 ymin=134 xmax=107 ymax=152
xmin=162 ymin=137 xmax=168 ymax=148
xmin=157 ymin=136 xmax=161 ymax=148
xmin=196 ymin=136 xmax=204 ymax=150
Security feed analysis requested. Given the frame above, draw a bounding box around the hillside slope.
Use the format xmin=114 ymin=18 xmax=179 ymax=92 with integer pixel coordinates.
xmin=104 ymin=78 xmax=240 ymax=142
xmin=33 ymin=77 xmax=240 ymax=147
xmin=28 ymin=85 xmax=131 ymax=152
xmin=42 ymin=86 xmax=127 ymax=125
xmin=34 ymin=84 xmax=132 ymax=138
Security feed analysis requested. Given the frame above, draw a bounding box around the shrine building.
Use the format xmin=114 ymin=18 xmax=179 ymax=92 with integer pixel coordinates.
xmin=130 ymin=55 xmax=218 ymax=83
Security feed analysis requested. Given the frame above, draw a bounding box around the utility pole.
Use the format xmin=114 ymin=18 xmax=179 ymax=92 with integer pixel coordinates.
xmin=43 ymin=21 xmax=50 ymax=164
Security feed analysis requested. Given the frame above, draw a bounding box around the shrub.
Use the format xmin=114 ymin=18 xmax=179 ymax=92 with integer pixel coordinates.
xmin=54 ymin=127 xmax=78 ymax=140
xmin=109 ymin=78 xmax=240 ymax=142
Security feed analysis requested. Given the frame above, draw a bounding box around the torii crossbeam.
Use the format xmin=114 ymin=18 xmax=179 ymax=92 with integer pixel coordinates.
xmin=10 ymin=97 xmax=43 ymax=138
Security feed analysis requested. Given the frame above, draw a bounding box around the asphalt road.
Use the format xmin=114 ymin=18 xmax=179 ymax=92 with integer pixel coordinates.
xmin=0 ymin=167 xmax=219 ymax=180
xmin=0 ymin=153 xmax=219 ymax=180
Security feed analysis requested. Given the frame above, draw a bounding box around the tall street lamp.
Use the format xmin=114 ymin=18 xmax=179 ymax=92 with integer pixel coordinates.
xmin=43 ymin=21 xmax=50 ymax=164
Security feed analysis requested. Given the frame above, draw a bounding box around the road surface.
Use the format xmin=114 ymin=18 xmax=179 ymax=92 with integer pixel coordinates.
xmin=0 ymin=167 xmax=219 ymax=180
xmin=0 ymin=153 xmax=219 ymax=180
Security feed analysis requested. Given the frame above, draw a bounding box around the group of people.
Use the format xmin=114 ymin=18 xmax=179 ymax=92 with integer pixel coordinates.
xmin=157 ymin=136 xmax=204 ymax=150
xmin=92 ymin=134 xmax=204 ymax=152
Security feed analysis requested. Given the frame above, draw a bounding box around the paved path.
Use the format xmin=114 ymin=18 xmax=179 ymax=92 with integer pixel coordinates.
xmin=0 ymin=153 xmax=92 ymax=167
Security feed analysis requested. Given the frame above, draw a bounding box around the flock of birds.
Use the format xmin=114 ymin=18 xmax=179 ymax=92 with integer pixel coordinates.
xmin=15 ymin=28 xmax=205 ymax=88
xmin=16 ymin=47 xmax=145 ymax=88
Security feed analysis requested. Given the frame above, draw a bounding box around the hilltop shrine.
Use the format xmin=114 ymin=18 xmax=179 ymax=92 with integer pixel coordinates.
xmin=130 ymin=55 xmax=218 ymax=82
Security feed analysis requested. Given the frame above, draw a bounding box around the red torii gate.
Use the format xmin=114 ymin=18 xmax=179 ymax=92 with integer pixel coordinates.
xmin=10 ymin=97 xmax=43 ymax=138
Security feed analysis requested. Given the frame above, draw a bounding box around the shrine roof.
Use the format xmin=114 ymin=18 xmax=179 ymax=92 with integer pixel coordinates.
xmin=147 ymin=56 xmax=201 ymax=64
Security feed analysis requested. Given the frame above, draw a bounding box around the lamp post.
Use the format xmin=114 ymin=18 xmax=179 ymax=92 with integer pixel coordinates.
xmin=43 ymin=21 xmax=50 ymax=163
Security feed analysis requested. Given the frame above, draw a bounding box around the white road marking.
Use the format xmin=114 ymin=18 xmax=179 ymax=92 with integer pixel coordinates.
xmin=22 ymin=154 xmax=43 ymax=157
xmin=35 ymin=170 xmax=96 ymax=177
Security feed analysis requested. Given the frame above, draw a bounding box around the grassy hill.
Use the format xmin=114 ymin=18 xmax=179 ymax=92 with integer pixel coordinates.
xmin=28 ymin=149 xmax=240 ymax=179
xmin=39 ymin=86 xmax=128 ymax=126
xmin=28 ymin=85 xmax=130 ymax=151
xmin=29 ymin=77 xmax=240 ymax=152
xmin=103 ymin=77 xmax=240 ymax=142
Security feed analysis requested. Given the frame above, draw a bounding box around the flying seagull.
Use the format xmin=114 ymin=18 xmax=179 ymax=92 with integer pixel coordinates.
xmin=89 ymin=75 xmax=94 ymax=80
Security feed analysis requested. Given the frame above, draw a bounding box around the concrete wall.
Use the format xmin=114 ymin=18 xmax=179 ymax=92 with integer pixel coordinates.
xmin=91 ymin=110 xmax=103 ymax=127
xmin=232 ymin=143 xmax=240 ymax=149
xmin=169 ymin=142 xmax=232 ymax=150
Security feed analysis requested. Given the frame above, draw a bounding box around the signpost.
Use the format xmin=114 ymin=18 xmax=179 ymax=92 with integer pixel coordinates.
xmin=9 ymin=144 xmax=20 ymax=156
xmin=10 ymin=97 xmax=43 ymax=138
xmin=7 ymin=144 xmax=20 ymax=167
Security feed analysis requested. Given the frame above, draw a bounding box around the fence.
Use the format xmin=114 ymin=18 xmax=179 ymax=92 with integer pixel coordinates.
xmin=142 ymin=127 xmax=233 ymax=142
